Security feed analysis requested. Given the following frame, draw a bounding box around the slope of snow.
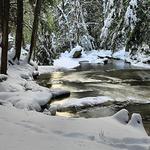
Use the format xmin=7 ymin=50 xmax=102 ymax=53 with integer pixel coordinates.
xmin=0 ymin=63 xmax=58 ymax=111
xmin=0 ymin=106 xmax=149 ymax=150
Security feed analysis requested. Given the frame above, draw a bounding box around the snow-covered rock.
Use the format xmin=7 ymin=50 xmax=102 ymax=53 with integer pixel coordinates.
xmin=70 ymin=45 xmax=83 ymax=58
xmin=0 ymin=91 xmax=52 ymax=111
xmin=128 ymin=113 xmax=147 ymax=135
xmin=0 ymin=74 xmax=8 ymax=82
xmin=51 ymin=89 xmax=70 ymax=99
xmin=51 ymin=96 xmax=114 ymax=111
xmin=112 ymin=109 xmax=129 ymax=124
xmin=49 ymin=105 xmax=57 ymax=116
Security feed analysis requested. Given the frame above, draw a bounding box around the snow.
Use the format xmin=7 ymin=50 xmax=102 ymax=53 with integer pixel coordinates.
xmin=54 ymin=51 xmax=81 ymax=69
xmin=100 ymin=9 xmax=115 ymax=39
xmin=53 ymin=48 xmax=110 ymax=69
xmin=0 ymin=47 xmax=73 ymax=111
xmin=131 ymin=62 xmax=150 ymax=69
xmin=0 ymin=91 xmax=52 ymax=111
xmin=125 ymin=0 xmax=138 ymax=30
xmin=0 ymin=106 xmax=149 ymax=150
xmin=0 ymin=63 xmax=54 ymax=111
xmin=128 ymin=113 xmax=148 ymax=135
xmin=8 ymin=34 xmax=15 ymax=42
xmin=112 ymin=109 xmax=129 ymax=124
xmin=38 ymin=66 xmax=59 ymax=74
xmin=69 ymin=45 xmax=83 ymax=56
xmin=51 ymin=96 xmax=113 ymax=111
xmin=0 ymin=74 xmax=7 ymax=81
xmin=112 ymin=49 xmax=126 ymax=60
xmin=125 ymin=49 xmax=150 ymax=69
xmin=129 ymin=0 xmax=138 ymax=8
xmin=0 ymin=58 xmax=72 ymax=111
xmin=54 ymin=47 xmax=150 ymax=69
xmin=54 ymin=47 xmax=111 ymax=69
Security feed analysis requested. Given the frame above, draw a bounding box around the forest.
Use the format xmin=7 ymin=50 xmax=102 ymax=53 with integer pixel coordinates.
xmin=0 ymin=0 xmax=150 ymax=150
xmin=0 ymin=0 xmax=150 ymax=72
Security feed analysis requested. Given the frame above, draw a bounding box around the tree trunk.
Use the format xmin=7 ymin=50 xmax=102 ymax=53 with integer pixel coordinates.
xmin=0 ymin=0 xmax=3 ymax=32
xmin=28 ymin=0 xmax=42 ymax=63
xmin=13 ymin=0 xmax=23 ymax=62
xmin=1 ymin=0 xmax=9 ymax=74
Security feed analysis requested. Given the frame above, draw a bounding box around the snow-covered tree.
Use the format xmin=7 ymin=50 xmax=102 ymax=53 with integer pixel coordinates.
xmin=99 ymin=0 xmax=150 ymax=56
xmin=55 ymin=0 xmax=96 ymax=51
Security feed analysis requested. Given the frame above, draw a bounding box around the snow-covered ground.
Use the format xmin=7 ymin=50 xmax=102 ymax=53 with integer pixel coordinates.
xmin=0 ymin=63 xmax=53 ymax=111
xmin=54 ymin=46 xmax=110 ymax=69
xmin=54 ymin=46 xmax=150 ymax=69
xmin=0 ymin=106 xmax=150 ymax=150
xmin=0 ymin=45 xmax=69 ymax=111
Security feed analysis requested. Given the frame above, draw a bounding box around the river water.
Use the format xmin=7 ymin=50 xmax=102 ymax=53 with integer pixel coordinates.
xmin=37 ymin=60 xmax=150 ymax=135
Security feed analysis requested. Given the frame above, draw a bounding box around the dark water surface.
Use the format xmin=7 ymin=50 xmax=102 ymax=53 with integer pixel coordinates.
xmin=37 ymin=60 xmax=150 ymax=135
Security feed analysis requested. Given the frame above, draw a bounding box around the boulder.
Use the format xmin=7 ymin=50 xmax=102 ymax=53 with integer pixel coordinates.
xmin=70 ymin=45 xmax=83 ymax=58
xmin=72 ymin=50 xmax=82 ymax=58
xmin=0 ymin=74 xmax=8 ymax=82
xmin=51 ymin=90 xmax=70 ymax=100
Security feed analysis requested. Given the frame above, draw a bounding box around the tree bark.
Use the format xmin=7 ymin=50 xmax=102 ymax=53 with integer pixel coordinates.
xmin=1 ymin=0 xmax=9 ymax=74
xmin=28 ymin=0 xmax=42 ymax=63
xmin=0 ymin=0 xmax=3 ymax=32
xmin=13 ymin=0 xmax=23 ymax=62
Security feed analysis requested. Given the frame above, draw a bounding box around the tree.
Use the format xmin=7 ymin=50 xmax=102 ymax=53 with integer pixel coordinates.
xmin=1 ymin=0 xmax=10 ymax=74
xmin=13 ymin=0 xmax=23 ymax=62
xmin=35 ymin=0 xmax=58 ymax=65
xmin=54 ymin=0 xmax=103 ymax=52
xmin=0 ymin=0 xmax=3 ymax=32
xmin=28 ymin=0 xmax=42 ymax=63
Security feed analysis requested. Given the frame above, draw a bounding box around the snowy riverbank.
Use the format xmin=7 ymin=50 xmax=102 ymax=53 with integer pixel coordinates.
xmin=54 ymin=46 xmax=150 ymax=69
xmin=0 ymin=62 xmax=70 ymax=111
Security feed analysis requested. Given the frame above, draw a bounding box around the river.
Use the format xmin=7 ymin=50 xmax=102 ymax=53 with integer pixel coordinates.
xmin=37 ymin=60 xmax=150 ymax=135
